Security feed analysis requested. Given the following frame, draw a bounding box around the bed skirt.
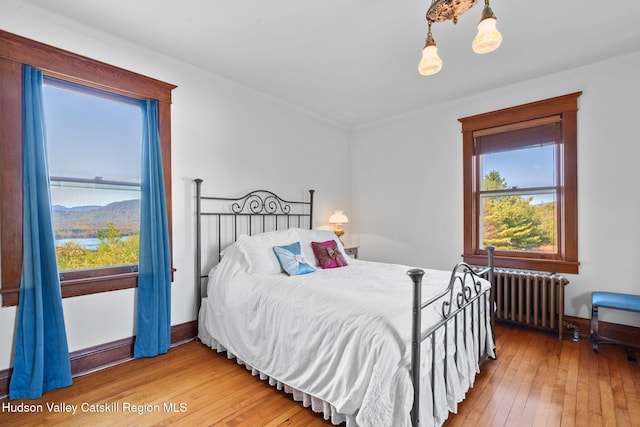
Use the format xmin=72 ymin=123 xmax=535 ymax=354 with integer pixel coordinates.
xmin=198 ymin=308 xmax=355 ymax=426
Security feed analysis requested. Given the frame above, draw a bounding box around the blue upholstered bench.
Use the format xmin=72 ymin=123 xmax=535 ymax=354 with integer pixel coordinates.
xmin=590 ymin=291 xmax=640 ymax=353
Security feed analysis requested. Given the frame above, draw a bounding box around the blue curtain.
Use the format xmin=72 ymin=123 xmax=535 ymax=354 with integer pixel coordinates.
xmin=10 ymin=65 xmax=72 ymax=399
xmin=134 ymin=100 xmax=172 ymax=358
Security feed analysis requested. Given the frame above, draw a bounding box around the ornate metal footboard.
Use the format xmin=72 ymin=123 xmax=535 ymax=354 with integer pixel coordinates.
xmin=407 ymin=246 xmax=495 ymax=427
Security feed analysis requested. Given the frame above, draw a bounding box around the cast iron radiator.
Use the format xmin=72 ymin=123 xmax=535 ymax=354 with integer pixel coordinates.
xmin=477 ymin=268 xmax=570 ymax=339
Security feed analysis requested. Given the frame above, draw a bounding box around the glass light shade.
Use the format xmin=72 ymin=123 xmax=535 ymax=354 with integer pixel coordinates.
xmin=418 ymin=45 xmax=442 ymax=76
xmin=472 ymin=17 xmax=502 ymax=54
xmin=329 ymin=210 xmax=349 ymax=225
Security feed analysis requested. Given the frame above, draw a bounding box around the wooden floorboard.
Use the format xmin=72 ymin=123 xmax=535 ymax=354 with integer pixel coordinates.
xmin=0 ymin=323 xmax=638 ymax=426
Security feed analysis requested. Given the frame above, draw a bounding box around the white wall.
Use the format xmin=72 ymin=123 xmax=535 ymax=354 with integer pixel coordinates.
xmin=351 ymin=50 xmax=640 ymax=328
xmin=0 ymin=3 xmax=352 ymax=370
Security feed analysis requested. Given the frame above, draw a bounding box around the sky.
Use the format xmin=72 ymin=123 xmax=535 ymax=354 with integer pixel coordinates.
xmin=481 ymin=144 xmax=556 ymax=204
xmin=43 ymin=79 xmax=143 ymax=208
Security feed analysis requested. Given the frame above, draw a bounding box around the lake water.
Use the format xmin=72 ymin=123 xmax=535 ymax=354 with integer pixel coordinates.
xmin=55 ymin=236 xmax=130 ymax=250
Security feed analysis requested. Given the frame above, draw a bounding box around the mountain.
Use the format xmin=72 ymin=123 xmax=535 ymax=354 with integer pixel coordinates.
xmin=53 ymin=199 xmax=140 ymax=238
xmin=53 ymin=205 xmax=102 ymax=213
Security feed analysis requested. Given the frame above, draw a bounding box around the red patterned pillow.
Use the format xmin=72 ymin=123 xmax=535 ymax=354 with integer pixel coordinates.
xmin=311 ymin=240 xmax=348 ymax=269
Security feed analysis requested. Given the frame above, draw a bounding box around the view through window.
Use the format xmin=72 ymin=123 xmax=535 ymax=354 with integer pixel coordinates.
xmin=477 ymin=122 xmax=559 ymax=254
xmin=43 ymin=79 xmax=143 ymax=272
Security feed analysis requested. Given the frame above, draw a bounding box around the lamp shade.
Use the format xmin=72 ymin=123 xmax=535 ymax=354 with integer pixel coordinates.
xmin=329 ymin=210 xmax=349 ymax=225
xmin=472 ymin=16 xmax=502 ymax=54
xmin=418 ymin=44 xmax=443 ymax=76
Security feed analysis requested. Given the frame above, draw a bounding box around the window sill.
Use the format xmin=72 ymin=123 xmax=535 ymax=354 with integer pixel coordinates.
xmin=1 ymin=268 xmax=176 ymax=307
xmin=463 ymin=253 xmax=579 ymax=275
xmin=0 ymin=273 xmax=138 ymax=307
xmin=61 ymin=272 xmax=139 ymax=298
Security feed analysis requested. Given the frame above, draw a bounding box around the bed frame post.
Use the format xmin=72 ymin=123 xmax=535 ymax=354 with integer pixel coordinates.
xmin=407 ymin=268 xmax=425 ymax=427
xmin=194 ymin=179 xmax=203 ymax=303
xmin=309 ymin=189 xmax=315 ymax=229
xmin=486 ymin=246 xmax=496 ymax=336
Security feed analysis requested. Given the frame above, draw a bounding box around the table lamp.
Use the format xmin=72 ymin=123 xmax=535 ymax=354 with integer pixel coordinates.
xmin=329 ymin=210 xmax=349 ymax=243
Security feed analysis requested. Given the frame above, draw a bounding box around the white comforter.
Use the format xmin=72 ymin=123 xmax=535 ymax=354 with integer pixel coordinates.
xmin=198 ymin=247 xmax=494 ymax=427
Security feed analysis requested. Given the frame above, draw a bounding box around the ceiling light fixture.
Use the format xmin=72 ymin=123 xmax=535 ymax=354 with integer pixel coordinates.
xmin=418 ymin=0 xmax=502 ymax=75
xmin=418 ymin=23 xmax=443 ymax=76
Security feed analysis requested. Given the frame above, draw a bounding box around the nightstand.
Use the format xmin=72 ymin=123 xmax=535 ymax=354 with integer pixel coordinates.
xmin=343 ymin=245 xmax=359 ymax=259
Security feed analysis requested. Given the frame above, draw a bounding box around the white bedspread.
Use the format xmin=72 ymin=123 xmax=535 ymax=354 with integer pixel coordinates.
xmin=198 ymin=247 xmax=494 ymax=427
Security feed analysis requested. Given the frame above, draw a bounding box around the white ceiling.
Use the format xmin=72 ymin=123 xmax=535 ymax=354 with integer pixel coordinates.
xmin=18 ymin=0 xmax=640 ymax=128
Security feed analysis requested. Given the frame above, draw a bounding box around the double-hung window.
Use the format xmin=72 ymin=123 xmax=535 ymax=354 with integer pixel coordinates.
xmin=45 ymin=79 xmax=143 ymax=277
xmin=460 ymin=93 xmax=580 ymax=274
xmin=0 ymin=30 xmax=175 ymax=306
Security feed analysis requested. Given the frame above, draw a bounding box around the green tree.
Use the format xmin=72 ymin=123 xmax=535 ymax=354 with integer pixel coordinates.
xmin=56 ymin=223 xmax=139 ymax=271
xmin=483 ymin=170 xmax=508 ymax=191
xmin=482 ymin=170 xmax=550 ymax=251
xmin=95 ymin=223 xmax=138 ymax=266
xmin=535 ymin=201 xmax=557 ymax=251
xmin=56 ymin=240 xmax=93 ymax=270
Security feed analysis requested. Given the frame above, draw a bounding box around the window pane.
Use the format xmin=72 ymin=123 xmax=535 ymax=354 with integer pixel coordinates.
xmin=43 ymin=80 xmax=142 ymax=272
xmin=480 ymin=193 xmax=557 ymax=253
xmin=481 ymin=144 xmax=556 ymax=190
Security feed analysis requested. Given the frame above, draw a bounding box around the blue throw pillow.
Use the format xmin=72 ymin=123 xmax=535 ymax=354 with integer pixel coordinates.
xmin=272 ymin=242 xmax=316 ymax=276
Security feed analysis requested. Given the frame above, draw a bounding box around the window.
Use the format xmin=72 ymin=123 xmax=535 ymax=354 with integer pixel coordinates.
xmin=459 ymin=93 xmax=581 ymax=274
xmin=0 ymin=30 xmax=176 ymax=306
xmin=45 ymin=80 xmax=143 ymax=276
xmin=478 ymin=120 xmax=560 ymax=253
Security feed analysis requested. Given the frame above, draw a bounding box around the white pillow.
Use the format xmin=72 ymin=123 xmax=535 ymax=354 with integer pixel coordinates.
xmin=219 ymin=241 xmax=249 ymax=266
xmin=293 ymin=228 xmax=349 ymax=267
xmin=236 ymin=229 xmax=299 ymax=275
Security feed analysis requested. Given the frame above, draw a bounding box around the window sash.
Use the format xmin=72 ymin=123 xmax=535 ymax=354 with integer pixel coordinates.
xmin=44 ymin=75 xmax=144 ymax=276
xmin=479 ymin=188 xmax=558 ymax=253
xmin=475 ymin=129 xmax=561 ymax=257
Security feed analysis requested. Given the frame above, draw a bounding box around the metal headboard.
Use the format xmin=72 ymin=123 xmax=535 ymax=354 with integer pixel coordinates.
xmin=194 ymin=179 xmax=315 ymax=301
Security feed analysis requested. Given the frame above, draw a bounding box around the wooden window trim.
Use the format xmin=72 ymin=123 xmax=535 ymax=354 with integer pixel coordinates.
xmin=459 ymin=92 xmax=581 ymax=274
xmin=0 ymin=30 xmax=176 ymax=306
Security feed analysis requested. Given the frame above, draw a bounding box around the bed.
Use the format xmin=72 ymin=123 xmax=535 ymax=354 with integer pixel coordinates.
xmin=194 ymin=180 xmax=496 ymax=427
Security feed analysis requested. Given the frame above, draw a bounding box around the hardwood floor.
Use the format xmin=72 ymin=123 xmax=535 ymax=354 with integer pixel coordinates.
xmin=0 ymin=323 xmax=638 ymax=426
xmin=449 ymin=324 xmax=640 ymax=427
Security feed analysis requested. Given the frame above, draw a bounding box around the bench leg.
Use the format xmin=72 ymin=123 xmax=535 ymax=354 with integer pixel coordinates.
xmin=591 ymin=305 xmax=599 ymax=353
xmin=625 ymin=347 xmax=638 ymax=364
